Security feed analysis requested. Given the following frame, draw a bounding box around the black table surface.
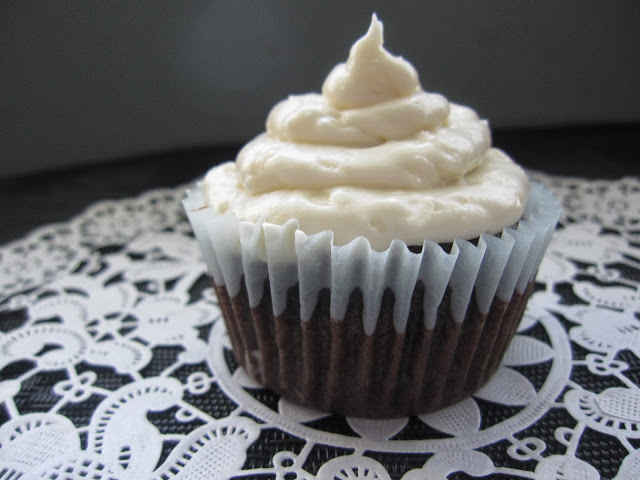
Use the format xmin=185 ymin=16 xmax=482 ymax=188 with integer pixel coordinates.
xmin=1 ymin=124 xmax=638 ymax=246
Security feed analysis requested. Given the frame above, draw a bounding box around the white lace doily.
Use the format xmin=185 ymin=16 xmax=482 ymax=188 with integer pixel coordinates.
xmin=0 ymin=173 xmax=639 ymax=480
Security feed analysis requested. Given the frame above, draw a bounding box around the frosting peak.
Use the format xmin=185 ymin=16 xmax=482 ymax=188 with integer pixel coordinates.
xmin=322 ymin=14 xmax=420 ymax=110
xmin=263 ymin=14 xmax=444 ymax=151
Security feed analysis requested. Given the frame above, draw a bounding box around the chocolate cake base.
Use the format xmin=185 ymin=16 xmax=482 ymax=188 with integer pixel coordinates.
xmin=213 ymin=276 xmax=534 ymax=418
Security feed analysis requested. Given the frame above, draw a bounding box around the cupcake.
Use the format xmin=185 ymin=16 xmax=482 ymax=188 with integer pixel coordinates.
xmin=184 ymin=14 xmax=561 ymax=417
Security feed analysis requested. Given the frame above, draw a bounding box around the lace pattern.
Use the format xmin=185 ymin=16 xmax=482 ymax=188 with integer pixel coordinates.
xmin=0 ymin=173 xmax=639 ymax=479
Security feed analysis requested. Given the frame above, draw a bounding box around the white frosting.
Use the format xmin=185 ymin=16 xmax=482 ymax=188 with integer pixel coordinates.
xmin=323 ymin=15 xmax=419 ymax=110
xmin=202 ymin=14 xmax=529 ymax=251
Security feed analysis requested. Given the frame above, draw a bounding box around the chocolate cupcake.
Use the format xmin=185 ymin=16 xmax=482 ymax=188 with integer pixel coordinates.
xmin=184 ymin=15 xmax=561 ymax=417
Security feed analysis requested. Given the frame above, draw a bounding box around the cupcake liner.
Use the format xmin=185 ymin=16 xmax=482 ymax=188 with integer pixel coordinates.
xmin=184 ymin=182 xmax=561 ymax=417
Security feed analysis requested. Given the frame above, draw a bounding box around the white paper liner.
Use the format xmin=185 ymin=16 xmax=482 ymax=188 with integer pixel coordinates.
xmin=184 ymin=182 xmax=561 ymax=334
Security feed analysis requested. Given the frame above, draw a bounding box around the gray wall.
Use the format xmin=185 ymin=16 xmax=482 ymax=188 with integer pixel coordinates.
xmin=1 ymin=1 xmax=639 ymax=178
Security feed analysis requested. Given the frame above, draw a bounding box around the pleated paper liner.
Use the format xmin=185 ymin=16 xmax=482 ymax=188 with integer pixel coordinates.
xmin=184 ymin=183 xmax=561 ymax=417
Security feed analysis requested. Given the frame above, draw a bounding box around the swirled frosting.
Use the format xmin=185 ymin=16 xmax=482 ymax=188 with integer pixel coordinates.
xmin=203 ymin=14 xmax=529 ymax=250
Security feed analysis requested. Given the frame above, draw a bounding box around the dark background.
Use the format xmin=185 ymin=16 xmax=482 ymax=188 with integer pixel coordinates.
xmin=1 ymin=1 xmax=639 ymax=244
